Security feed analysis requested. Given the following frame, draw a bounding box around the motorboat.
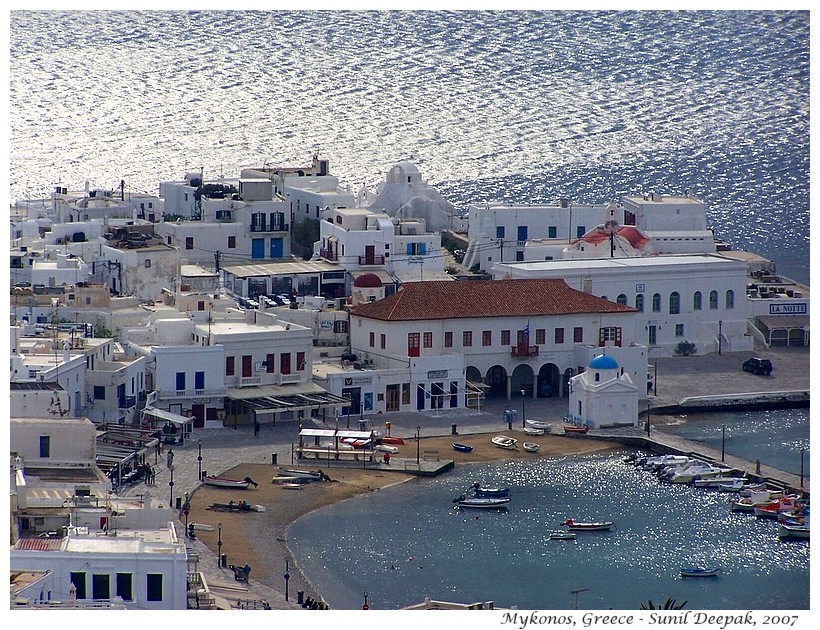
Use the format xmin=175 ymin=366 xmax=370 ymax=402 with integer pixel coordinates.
xmin=561 ymin=518 xmax=613 ymax=531
xmin=662 ymin=461 xmax=729 ymax=484
xmin=563 ymin=424 xmax=589 ymax=435
xmin=454 ymin=496 xmax=511 ymax=509
xmin=202 ymin=475 xmax=258 ymax=490
xmin=778 ymin=522 xmax=810 ymax=539
xmin=374 ymin=444 xmax=399 ymax=454
xmin=641 ymin=455 xmax=690 ymax=472
xmin=452 ymin=442 xmax=474 ymax=453
xmin=717 ymin=479 xmax=746 ymax=492
xmin=340 ymin=437 xmax=372 ymax=449
xmin=549 ymin=531 xmax=576 ymax=540
xmin=730 ymin=490 xmax=781 ymax=513
xmin=680 ymin=566 xmax=720 ymax=578
xmin=524 ymin=427 xmax=544 ymax=436
xmin=491 ymin=435 xmax=518 ymax=450
xmin=693 ymin=476 xmax=747 ymax=489
xmin=523 ymin=442 xmax=541 ymax=453
xmin=381 ymin=436 xmax=405 ymax=445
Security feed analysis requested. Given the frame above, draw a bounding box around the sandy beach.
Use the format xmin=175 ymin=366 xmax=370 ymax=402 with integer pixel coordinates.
xmin=186 ymin=429 xmax=618 ymax=607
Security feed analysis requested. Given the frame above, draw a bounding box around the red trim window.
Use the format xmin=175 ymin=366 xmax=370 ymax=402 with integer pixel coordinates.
xmin=297 ymin=352 xmax=306 ymax=371
xmin=501 ymin=330 xmax=510 ymax=346
xmin=482 ymin=331 xmax=492 ymax=346
xmin=423 ymin=332 xmax=433 ymax=348
xmin=266 ymin=353 xmax=275 ymax=373
xmin=225 ymin=356 xmax=235 ymax=376
xmin=281 ymin=353 xmax=291 ymax=374
xmin=408 ymin=333 xmax=420 ymax=357
xmin=463 ymin=331 xmax=472 ymax=347
xmin=444 ymin=331 xmax=453 ymax=348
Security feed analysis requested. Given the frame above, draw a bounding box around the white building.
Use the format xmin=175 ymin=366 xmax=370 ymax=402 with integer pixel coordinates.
xmin=493 ymin=254 xmax=755 ymax=358
xmin=99 ymin=227 xmax=179 ymax=300
xmin=567 ymin=353 xmax=641 ymax=429
xmin=347 ymin=279 xmax=647 ymax=414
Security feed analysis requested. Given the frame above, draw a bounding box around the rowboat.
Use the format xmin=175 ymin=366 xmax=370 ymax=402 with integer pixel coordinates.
xmin=202 ymin=475 xmax=258 ymax=489
xmin=524 ymin=427 xmax=544 ymax=436
xmin=523 ymin=442 xmax=541 ymax=453
xmin=549 ymin=531 xmax=576 ymax=540
xmin=208 ymin=500 xmax=265 ymax=512
xmin=375 ymin=444 xmax=399 ymax=454
xmin=563 ymin=424 xmax=589 ymax=435
xmin=525 ymin=419 xmax=551 ymax=430
xmin=455 ymin=496 xmax=510 ymax=509
xmin=561 ymin=518 xmax=613 ymax=531
xmin=470 ymin=483 xmax=510 ymax=498
xmin=778 ymin=522 xmax=810 ymax=539
xmin=278 ymin=468 xmax=324 ymax=479
xmin=491 ymin=435 xmax=518 ymax=450
xmin=381 ymin=436 xmax=405 ymax=445
xmin=680 ymin=566 xmax=720 ymax=578
xmin=452 ymin=442 xmax=473 ymax=453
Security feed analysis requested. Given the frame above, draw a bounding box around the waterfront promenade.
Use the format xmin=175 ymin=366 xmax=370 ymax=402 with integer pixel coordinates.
xmin=120 ymin=345 xmax=809 ymax=609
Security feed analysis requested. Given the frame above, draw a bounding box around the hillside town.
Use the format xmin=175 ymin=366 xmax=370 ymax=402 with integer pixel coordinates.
xmin=10 ymin=155 xmax=810 ymax=609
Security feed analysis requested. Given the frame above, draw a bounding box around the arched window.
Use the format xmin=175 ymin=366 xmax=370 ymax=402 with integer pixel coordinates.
xmin=635 ymin=294 xmax=644 ymax=312
xmin=595 ymin=372 xmax=601 ymax=382
xmin=693 ymin=291 xmax=702 ymax=310
xmin=669 ymin=291 xmax=680 ymax=315
xmin=652 ymin=293 xmax=661 ymax=312
xmin=616 ymin=294 xmax=627 ymax=305
xmin=725 ymin=290 xmax=734 ymax=309
xmin=709 ymin=290 xmax=718 ymax=310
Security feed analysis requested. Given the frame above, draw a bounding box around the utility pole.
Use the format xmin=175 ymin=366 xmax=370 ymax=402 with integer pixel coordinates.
xmin=214 ymin=250 xmax=221 ymax=273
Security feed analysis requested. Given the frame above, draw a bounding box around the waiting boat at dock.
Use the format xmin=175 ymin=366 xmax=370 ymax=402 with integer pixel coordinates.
xmin=525 ymin=419 xmax=551 ymax=430
xmin=524 ymin=427 xmax=544 ymax=436
xmin=202 ymin=475 xmax=258 ymax=489
xmin=452 ymin=442 xmax=473 ymax=453
xmin=563 ymin=424 xmax=589 ymax=435
xmin=470 ymin=483 xmax=510 ymax=498
xmin=778 ymin=522 xmax=810 ymax=539
xmin=381 ymin=436 xmax=405 ymax=445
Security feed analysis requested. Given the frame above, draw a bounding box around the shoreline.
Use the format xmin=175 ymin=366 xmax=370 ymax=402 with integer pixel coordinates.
xmin=186 ymin=429 xmax=619 ymax=608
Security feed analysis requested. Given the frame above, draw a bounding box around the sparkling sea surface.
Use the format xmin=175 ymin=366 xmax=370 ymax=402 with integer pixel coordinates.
xmin=287 ymin=444 xmax=809 ymax=610
xmin=8 ymin=10 xmax=810 ymax=286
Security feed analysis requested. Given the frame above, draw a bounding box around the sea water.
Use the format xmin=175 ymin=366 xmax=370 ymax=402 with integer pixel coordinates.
xmin=287 ymin=450 xmax=809 ymax=610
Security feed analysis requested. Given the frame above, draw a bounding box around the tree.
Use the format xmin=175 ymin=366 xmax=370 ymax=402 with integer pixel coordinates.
xmin=640 ymin=597 xmax=687 ymax=610
xmin=292 ymin=218 xmax=320 ymax=260
xmin=674 ymin=341 xmax=697 ymax=356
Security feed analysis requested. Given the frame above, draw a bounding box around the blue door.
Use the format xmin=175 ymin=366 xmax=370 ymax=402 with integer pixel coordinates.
xmin=269 ymin=238 xmax=283 ymax=258
xmin=251 ymin=238 xmax=264 ymax=259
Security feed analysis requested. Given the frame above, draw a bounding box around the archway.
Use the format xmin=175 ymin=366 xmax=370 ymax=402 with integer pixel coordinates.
xmin=537 ymin=363 xmax=562 ymax=397
xmin=485 ymin=365 xmax=509 ymax=398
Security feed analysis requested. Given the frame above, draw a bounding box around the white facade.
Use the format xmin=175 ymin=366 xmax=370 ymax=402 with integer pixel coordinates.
xmin=30 ymin=252 xmax=91 ymax=288
xmin=100 ymin=238 xmax=179 ymax=301
xmin=493 ymin=254 xmax=754 ymax=358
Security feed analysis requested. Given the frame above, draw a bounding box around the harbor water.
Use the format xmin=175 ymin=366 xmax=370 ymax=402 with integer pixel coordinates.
xmin=288 ymin=445 xmax=809 ymax=610
xmin=9 ymin=11 xmax=810 ymax=286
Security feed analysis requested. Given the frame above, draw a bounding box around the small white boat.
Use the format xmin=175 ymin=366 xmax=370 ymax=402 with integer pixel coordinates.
xmin=202 ymin=475 xmax=258 ymax=490
xmin=524 ymin=427 xmax=544 ymax=436
xmin=561 ymin=518 xmax=614 ymax=531
xmin=523 ymin=442 xmax=541 ymax=453
xmin=680 ymin=566 xmax=720 ymax=578
xmin=375 ymin=444 xmax=399 ymax=454
xmin=491 ymin=435 xmax=518 ymax=450
xmin=778 ymin=523 xmax=810 ymax=539
xmin=549 ymin=531 xmax=576 ymax=540
xmin=455 ymin=496 xmax=511 ymax=509
xmin=693 ymin=476 xmax=747 ymax=489
xmin=525 ymin=419 xmax=551 ymax=430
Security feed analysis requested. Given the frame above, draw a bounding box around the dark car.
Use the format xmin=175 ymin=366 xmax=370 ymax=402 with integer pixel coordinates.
xmin=742 ymin=357 xmax=773 ymax=375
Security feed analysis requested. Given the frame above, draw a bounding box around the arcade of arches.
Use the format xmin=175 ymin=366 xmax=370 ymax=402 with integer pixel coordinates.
xmin=466 ymin=363 xmax=574 ymax=401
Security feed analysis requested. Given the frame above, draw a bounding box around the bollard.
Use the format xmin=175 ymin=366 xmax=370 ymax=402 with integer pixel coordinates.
xmin=452 ymin=423 xmax=458 ymax=435
xmin=271 ymin=453 xmax=278 ymax=465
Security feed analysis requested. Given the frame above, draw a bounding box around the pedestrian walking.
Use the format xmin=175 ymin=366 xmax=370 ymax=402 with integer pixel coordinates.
xmin=254 ymin=419 xmax=260 ymax=438
xmin=167 ymin=448 xmax=174 ymax=470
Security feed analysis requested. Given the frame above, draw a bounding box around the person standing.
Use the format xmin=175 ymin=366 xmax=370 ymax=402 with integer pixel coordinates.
xmin=167 ymin=448 xmax=174 ymax=470
xmin=254 ymin=419 xmax=260 ymax=438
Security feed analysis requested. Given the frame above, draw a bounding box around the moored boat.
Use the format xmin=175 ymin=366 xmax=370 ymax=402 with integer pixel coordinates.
xmin=470 ymin=483 xmax=510 ymax=498
xmin=563 ymin=424 xmax=589 ymax=435
xmin=523 ymin=442 xmax=541 ymax=453
xmin=202 ymin=475 xmax=258 ymax=489
xmin=778 ymin=522 xmax=810 ymax=539
xmin=375 ymin=444 xmax=399 ymax=454
xmin=491 ymin=435 xmax=518 ymax=450
xmin=549 ymin=531 xmax=576 ymax=540
xmin=680 ymin=566 xmax=720 ymax=578
xmin=525 ymin=419 xmax=551 ymax=430
xmin=455 ymin=496 xmax=511 ymax=509
xmin=524 ymin=427 xmax=544 ymax=436
xmin=381 ymin=436 xmax=405 ymax=445
xmin=561 ymin=518 xmax=613 ymax=531
xmin=452 ymin=442 xmax=473 ymax=453
xmin=278 ymin=467 xmax=324 ymax=479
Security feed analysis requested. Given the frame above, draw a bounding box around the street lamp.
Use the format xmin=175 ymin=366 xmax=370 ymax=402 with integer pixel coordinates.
xmin=183 ymin=492 xmax=190 ymax=537
xmin=721 ymin=425 xmax=726 ymax=461
xmin=284 ymin=558 xmax=290 ymax=601
xmin=520 ymin=388 xmax=526 ymax=428
xmin=197 ymin=440 xmax=202 ymax=480
xmin=168 ymin=467 xmax=174 ymax=506
xmin=416 ymin=426 xmax=421 ymax=466
xmin=645 ymin=402 xmax=651 ymax=437
xmin=217 ymin=522 xmax=223 ymax=568
xmin=718 ymin=320 xmax=723 ymax=356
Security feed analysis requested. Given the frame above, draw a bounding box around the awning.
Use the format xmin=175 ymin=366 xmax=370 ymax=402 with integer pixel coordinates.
xmin=141 ymin=407 xmax=193 ymax=427
xmin=227 ymin=382 xmax=350 ymax=414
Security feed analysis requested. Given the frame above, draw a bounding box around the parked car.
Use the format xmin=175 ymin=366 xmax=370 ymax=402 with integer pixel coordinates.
xmin=742 ymin=357 xmax=773 ymax=375
xmin=277 ymin=294 xmax=292 ymax=306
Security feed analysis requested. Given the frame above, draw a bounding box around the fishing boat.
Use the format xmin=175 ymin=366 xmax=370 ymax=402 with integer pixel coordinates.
xmin=381 ymin=436 xmax=405 ymax=445
xmin=278 ymin=467 xmax=324 ymax=479
xmin=718 ymin=479 xmax=746 ymax=492
xmin=561 ymin=518 xmax=614 ymax=531
xmin=452 ymin=442 xmax=474 ymax=453
xmin=549 ymin=531 xmax=576 ymax=540
xmin=563 ymin=424 xmax=589 ymax=435
xmin=524 ymin=427 xmax=544 ymax=436
xmin=693 ymin=476 xmax=747 ymax=489
xmin=525 ymin=419 xmax=551 ymax=430
xmin=778 ymin=523 xmax=810 ymax=539
xmin=202 ymin=475 xmax=258 ymax=489
xmin=208 ymin=500 xmax=265 ymax=512
xmin=680 ymin=566 xmax=720 ymax=578
xmin=491 ymin=435 xmax=518 ymax=450
xmin=454 ymin=496 xmax=511 ymax=509
xmin=523 ymin=442 xmax=541 ymax=453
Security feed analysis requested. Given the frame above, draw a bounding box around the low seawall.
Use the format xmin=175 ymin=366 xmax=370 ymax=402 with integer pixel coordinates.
xmin=643 ymin=390 xmax=809 ymax=416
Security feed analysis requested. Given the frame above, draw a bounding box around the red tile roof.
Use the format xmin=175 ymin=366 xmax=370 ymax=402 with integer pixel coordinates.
xmin=349 ymin=279 xmax=636 ymax=321
xmin=15 ymin=537 xmax=63 ymax=551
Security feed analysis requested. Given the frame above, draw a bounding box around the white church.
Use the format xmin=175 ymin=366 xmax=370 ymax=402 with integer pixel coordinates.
xmin=567 ymin=353 xmax=640 ymax=429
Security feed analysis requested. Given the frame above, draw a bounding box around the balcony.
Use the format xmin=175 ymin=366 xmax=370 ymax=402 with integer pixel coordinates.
xmin=240 ymin=376 xmax=262 ymax=387
xmin=118 ymin=395 xmax=137 ymax=410
xmin=249 ymin=223 xmax=288 ymax=233
xmin=156 ymin=387 xmax=227 ymax=399
xmin=358 ymin=255 xmax=385 ymax=266
xmin=320 ymin=248 xmax=338 ymax=261
xmin=511 ymin=345 xmax=539 ymax=357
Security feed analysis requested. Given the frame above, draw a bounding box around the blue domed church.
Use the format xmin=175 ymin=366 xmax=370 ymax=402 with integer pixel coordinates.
xmin=567 ymin=353 xmax=640 ymax=429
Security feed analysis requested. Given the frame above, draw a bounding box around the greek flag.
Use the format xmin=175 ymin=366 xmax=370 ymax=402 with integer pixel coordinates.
xmin=523 ymin=322 xmax=530 ymax=340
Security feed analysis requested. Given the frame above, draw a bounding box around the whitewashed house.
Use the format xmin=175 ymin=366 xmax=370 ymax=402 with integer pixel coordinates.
xmin=567 ymin=353 xmax=641 ymax=429
xmin=493 ymin=254 xmax=754 ymax=358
